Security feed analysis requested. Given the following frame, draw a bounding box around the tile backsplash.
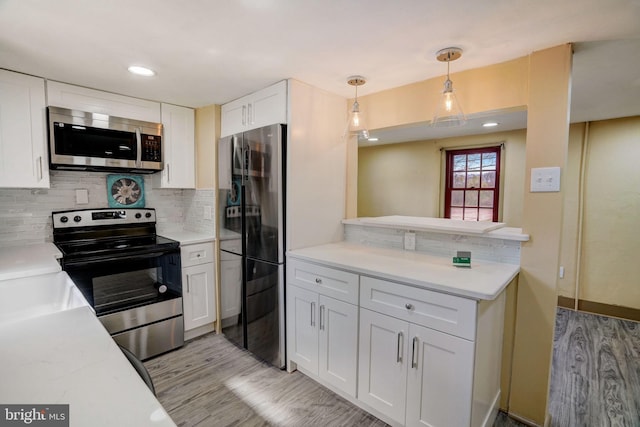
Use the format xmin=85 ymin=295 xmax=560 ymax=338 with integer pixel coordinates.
xmin=0 ymin=171 xmax=215 ymax=248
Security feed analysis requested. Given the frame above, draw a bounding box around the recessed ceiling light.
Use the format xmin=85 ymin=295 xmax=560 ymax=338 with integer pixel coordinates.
xmin=367 ymin=137 xmax=379 ymax=142
xmin=128 ymin=65 xmax=155 ymax=77
xmin=482 ymin=122 xmax=499 ymax=128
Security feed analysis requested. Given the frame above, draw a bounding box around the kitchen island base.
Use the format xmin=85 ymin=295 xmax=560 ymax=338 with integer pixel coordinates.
xmin=286 ymin=250 xmax=513 ymax=427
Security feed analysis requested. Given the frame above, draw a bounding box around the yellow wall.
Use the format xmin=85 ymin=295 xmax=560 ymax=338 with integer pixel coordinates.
xmin=580 ymin=117 xmax=640 ymax=308
xmin=358 ymin=129 xmax=527 ymax=226
xmin=509 ymin=44 xmax=572 ymax=425
xmin=349 ymin=45 xmax=573 ymax=425
xmin=195 ymin=104 xmax=220 ymax=189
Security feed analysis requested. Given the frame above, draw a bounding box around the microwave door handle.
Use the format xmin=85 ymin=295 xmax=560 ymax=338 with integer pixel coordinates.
xmin=135 ymin=128 xmax=142 ymax=168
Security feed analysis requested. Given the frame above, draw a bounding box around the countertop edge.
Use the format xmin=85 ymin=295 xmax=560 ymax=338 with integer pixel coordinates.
xmin=342 ymin=217 xmax=530 ymax=242
xmin=287 ymin=243 xmax=520 ymax=301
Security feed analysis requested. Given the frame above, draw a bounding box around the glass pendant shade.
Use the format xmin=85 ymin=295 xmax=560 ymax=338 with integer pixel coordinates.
xmin=431 ymin=47 xmax=466 ymax=128
xmin=432 ymin=77 xmax=466 ymax=127
xmin=347 ymin=99 xmax=369 ymax=139
xmin=345 ymin=76 xmax=369 ymax=139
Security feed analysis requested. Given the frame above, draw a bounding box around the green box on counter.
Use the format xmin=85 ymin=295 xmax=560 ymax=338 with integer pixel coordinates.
xmin=453 ymin=251 xmax=471 ymax=267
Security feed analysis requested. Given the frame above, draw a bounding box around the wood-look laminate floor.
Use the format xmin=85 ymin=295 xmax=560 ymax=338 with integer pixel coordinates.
xmin=549 ymin=308 xmax=640 ymax=427
xmin=145 ymin=308 xmax=640 ymax=427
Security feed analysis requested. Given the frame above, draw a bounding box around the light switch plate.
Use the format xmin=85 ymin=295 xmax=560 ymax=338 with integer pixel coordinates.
xmin=530 ymin=167 xmax=561 ymax=192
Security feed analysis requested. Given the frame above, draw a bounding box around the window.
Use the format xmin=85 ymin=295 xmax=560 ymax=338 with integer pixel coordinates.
xmin=444 ymin=147 xmax=501 ymax=222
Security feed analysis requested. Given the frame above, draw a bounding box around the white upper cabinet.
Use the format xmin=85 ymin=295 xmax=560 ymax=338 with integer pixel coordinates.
xmin=221 ymin=80 xmax=287 ymax=136
xmin=0 ymin=70 xmax=49 ymax=188
xmin=46 ymin=81 xmax=161 ymax=122
xmin=152 ymin=103 xmax=195 ymax=189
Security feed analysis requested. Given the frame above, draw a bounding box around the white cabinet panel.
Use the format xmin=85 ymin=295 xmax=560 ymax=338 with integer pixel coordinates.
xmin=405 ymin=323 xmax=474 ymax=427
xmin=221 ymin=80 xmax=286 ymax=137
xmin=318 ymin=295 xmax=358 ymax=397
xmin=220 ymin=244 xmax=242 ymax=321
xmin=286 ymin=285 xmax=318 ymax=373
xmin=181 ymin=241 xmax=216 ymax=333
xmin=46 ymin=81 xmax=161 ymax=122
xmin=288 ymin=259 xmax=359 ymax=304
xmin=183 ymin=262 xmax=216 ymax=331
xmin=358 ymin=308 xmax=409 ymax=425
xmin=153 ymin=103 xmax=195 ymax=189
xmin=0 ymin=70 xmax=49 ymax=188
xmin=360 ymin=275 xmax=477 ymax=341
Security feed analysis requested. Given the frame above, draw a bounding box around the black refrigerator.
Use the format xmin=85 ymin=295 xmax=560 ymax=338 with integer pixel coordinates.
xmin=218 ymin=124 xmax=286 ymax=368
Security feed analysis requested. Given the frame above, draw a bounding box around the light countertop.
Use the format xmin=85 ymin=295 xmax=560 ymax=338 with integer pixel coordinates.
xmin=343 ymin=216 xmax=530 ymax=242
xmin=287 ymin=242 xmax=519 ymax=300
xmin=0 ymin=306 xmax=175 ymax=426
xmin=158 ymin=230 xmax=215 ymax=245
xmin=0 ymin=243 xmax=62 ymax=281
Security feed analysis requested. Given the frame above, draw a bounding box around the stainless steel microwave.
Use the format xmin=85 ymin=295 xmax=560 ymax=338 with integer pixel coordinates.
xmin=48 ymin=106 xmax=163 ymax=173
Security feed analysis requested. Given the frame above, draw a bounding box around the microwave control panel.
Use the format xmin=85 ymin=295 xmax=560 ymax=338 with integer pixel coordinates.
xmin=141 ymin=135 xmax=162 ymax=162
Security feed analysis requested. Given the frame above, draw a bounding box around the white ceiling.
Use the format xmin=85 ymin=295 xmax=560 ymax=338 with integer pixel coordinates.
xmin=1 ymin=0 xmax=639 ymax=141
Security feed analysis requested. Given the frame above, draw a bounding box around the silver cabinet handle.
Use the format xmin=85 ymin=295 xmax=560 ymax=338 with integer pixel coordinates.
xmin=186 ymin=275 xmax=190 ymax=293
xmin=36 ymin=156 xmax=43 ymax=181
xmin=397 ymin=331 xmax=404 ymax=363
xmin=166 ymin=163 xmax=171 ymax=183
xmin=242 ymin=105 xmax=247 ymax=125
xmin=135 ymin=128 xmax=142 ymax=168
xmin=311 ymin=302 xmax=316 ymax=327
xmin=412 ymin=337 xmax=419 ymax=368
xmin=320 ymin=305 xmax=325 ymax=330
xmin=405 ymin=303 xmax=414 ymax=310
xmin=248 ymin=103 xmax=253 ymax=125
xmin=315 ymin=278 xmax=322 ymax=284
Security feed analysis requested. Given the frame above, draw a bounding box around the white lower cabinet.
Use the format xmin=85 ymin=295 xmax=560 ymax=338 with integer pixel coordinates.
xmin=287 ymin=284 xmax=358 ymax=397
xmin=181 ymin=242 xmax=216 ymax=333
xmin=286 ymin=256 xmax=506 ymax=427
xmin=358 ymin=308 xmax=474 ymax=426
xmin=286 ymin=259 xmax=359 ymax=397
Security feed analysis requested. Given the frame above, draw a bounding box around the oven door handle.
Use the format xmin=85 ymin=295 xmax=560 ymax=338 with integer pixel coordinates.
xmin=63 ymin=251 xmax=175 ymax=268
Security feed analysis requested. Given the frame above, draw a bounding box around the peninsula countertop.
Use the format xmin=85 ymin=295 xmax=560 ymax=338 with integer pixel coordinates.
xmin=0 ymin=243 xmax=62 ymax=281
xmin=287 ymin=242 xmax=519 ymax=300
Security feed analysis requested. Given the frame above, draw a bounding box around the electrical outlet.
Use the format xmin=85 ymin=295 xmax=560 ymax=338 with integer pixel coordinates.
xmin=404 ymin=232 xmax=416 ymax=251
xmin=203 ymin=206 xmax=212 ymax=220
xmin=75 ymin=189 xmax=89 ymax=204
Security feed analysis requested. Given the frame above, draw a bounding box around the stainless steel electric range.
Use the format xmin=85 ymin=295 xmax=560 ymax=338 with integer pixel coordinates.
xmin=52 ymin=208 xmax=183 ymax=360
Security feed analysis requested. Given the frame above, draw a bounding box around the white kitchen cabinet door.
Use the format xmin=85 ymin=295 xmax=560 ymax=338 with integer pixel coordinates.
xmin=183 ymin=262 xmax=216 ymax=331
xmin=405 ymin=323 xmax=475 ymax=427
xmin=220 ymin=255 xmax=242 ymax=322
xmin=220 ymin=80 xmax=287 ymax=137
xmin=358 ymin=308 xmax=409 ymax=425
xmin=46 ymin=81 xmax=161 ymax=122
xmin=0 ymin=70 xmax=49 ymax=188
xmin=153 ymin=103 xmax=195 ymax=189
xmin=318 ymin=294 xmax=358 ymax=397
xmin=286 ymin=285 xmax=318 ymax=374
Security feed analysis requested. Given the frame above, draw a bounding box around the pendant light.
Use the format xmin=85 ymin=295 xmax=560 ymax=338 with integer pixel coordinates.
xmin=432 ymin=47 xmax=466 ymax=127
xmin=345 ymin=76 xmax=369 ymax=139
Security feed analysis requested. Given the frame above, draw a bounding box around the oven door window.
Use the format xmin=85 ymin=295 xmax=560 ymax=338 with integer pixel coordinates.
xmin=64 ymin=250 xmax=181 ymax=317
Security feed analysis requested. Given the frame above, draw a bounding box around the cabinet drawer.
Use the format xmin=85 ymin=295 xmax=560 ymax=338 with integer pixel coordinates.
xmin=181 ymin=242 xmax=214 ymax=267
xmin=360 ymin=276 xmax=477 ymax=341
xmin=287 ymin=259 xmax=359 ymax=305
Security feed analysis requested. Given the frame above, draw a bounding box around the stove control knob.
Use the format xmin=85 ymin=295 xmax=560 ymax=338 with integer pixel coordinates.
xmin=145 ymin=212 xmax=152 ymax=218
xmin=60 ymin=216 xmax=69 ymax=223
xmin=73 ymin=215 xmax=82 ymax=223
xmin=135 ymin=213 xmax=142 ymax=219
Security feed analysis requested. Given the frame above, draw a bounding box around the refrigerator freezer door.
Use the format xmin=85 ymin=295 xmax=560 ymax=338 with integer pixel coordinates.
xmin=245 ymin=258 xmax=285 ymax=367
